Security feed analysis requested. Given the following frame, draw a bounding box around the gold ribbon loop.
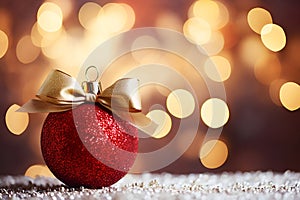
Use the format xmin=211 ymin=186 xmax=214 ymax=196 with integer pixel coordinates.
xmin=37 ymin=70 xmax=86 ymax=103
xmin=98 ymin=78 xmax=142 ymax=112
xmin=18 ymin=69 xmax=157 ymax=134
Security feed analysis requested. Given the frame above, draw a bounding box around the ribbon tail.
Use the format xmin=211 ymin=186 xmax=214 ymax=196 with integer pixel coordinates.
xmin=17 ymin=99 xmax=74 ymax=113
xmin=128 ymin=112 xmax=158 ymax=135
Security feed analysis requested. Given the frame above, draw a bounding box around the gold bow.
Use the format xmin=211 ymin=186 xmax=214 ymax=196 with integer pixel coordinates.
xmin=19 ymin=70 xmax=156 ymax=134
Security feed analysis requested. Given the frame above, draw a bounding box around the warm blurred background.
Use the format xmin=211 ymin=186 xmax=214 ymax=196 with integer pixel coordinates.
xmin=0 ymin=0 xmax=300 ymax=177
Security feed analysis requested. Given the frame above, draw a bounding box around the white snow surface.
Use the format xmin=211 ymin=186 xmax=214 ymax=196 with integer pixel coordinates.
xmin=0 ymin=171 xmax=300 ymax=199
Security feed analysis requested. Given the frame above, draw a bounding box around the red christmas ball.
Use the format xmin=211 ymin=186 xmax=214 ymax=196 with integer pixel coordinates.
xmin=41 ymin=103 xmax=138 ymax=188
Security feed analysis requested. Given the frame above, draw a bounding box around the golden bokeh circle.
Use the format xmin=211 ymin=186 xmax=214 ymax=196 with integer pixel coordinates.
xmin=166 ymin=89 xmax=195 ymax=118
xmin=146 ymin=110 xmax=172 ymax=138
xmin=279 ymin=82 xmax=300 ymax=111
xmin=247 ymin=7 xmax=273 ymax=34
xmin=16 ymin=35 xmax=40 ymax=64
xmin=183 ymin=17 xmax=211 ymax=45
xmin=261 ymin=24 xmax=286 ymax=52
xmin=0 ymin=30 xmax=9 ymax=58
xmin=200 ymin=139 xmax=228 ymax=169
xmin=5 ymin=104 xmax=29 ymax=135
xmin=204 ymin=56 xmax=231 ymax=82
xmin=25 ymin=164 xmax=55 ymax=178
xmin=201 ymin=98 xmax=230 ymax=128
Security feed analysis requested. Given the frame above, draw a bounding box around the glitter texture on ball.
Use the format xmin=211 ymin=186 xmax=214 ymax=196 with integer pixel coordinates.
xmin=41 ymin=103 xmax=138 ymax=188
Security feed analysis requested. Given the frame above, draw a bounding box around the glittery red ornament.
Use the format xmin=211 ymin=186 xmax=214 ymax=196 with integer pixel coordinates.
xmin=41 ymin=103 xmax=138 ymax=189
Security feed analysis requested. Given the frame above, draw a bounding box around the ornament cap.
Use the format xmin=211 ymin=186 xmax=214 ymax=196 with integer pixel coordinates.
xmin=82 ymin=81 xmax=101 ymax=95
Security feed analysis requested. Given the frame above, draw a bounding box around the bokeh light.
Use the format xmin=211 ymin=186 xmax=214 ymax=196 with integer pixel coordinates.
xmin=37 ymin=2 xmax=63 ymax=33
xmin=131 ymin=35 xmax=160 ymax=51
xmin=204 ymin=56 xmax=231 ymax=82
xmin=38 ymin=11 xmax=62 ymax=33
xmin=261 ymin=24 xmax=286 ymax=52
xmin=31 ymin=23 xmax=43 ymax=47
xmin=247 ymin=7 xmax=273 ymax=34
xmin=50 ymin=0 xmax=73 ymax=20
xmin=119 ymin=3 xmax=136 ymax=31
xmin=41 ymin=30 xmax=68 ymax=59
xmin=0 ymin=30 xmax=9 ymax=58
xmin=213 ymin=1 xmax=229 ymax=29
xmin=201 ymin=98 xmax=230 ymax=128
xmin=166 ymin=89 xmax=195 ymax=118
xmin=31 ymin=20 xmax=64 ymax=48
xmin=37 ymin=2 xmax=63 ymax=19
xmin=279 ymin=82 xmax=300 ymax=111
xmin=25 ymin=164 xmax=55 ymax=178
xmin=40 ymin=27 xmax=65 ymax=48
xmin=146 ymin=110 xmax=172 ymax=139
xmin=79 ymin=2 xmax=135 ymax=39
xmin=189 ymin=0 xmax=229 ymax=30
xmin=78 ymin=2 xmax=102 ymax=30
xmin=183 ymin=17 xmax=211 ymax=45
xmin=5 ymin=104 xmax=29 ymax=135
xmin=200 ymin=139 xmax=228 ymax=169
xmin=189 ymin=0 xmax=219 ymax=26
xmin=198 ymin=31 xmax=224 ymax=56
xmin=97 ymin=3 xmax=135 ymax=34
xmin=42 ymin=28 xmax=83 ymax=75
xmin=16 ymin=35 xmax=40 ymax=64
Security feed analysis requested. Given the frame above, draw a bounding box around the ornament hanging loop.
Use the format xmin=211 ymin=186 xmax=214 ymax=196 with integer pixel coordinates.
xmin=85 ymin=65 xmax=99 ymax=82
xmin=82 ymin=66 xmax=102 ymax=95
